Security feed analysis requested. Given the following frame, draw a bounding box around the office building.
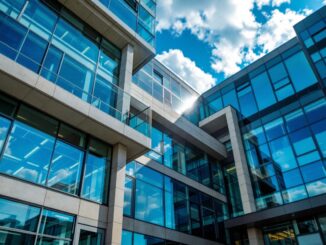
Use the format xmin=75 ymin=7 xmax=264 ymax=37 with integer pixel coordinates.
xmin=0 ymin=0 xmax=325 ymax=244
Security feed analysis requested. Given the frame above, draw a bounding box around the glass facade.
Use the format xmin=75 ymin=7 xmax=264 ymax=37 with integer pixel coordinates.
xmin=0 ymin=93 xmax=112 ymax=204
xmin=99 ymin=0 xmax=156 ymax=46
xmin=132 ymin=61 xmax=198 ymax=114
xmin=146 ymin=122 xmax=225 ymax=194
xmin=263 ymin=214 xmax=326 ymax=244
xmin=123 ymin=161 xmax=228 ymax=243
xmin=0 ymin=197 xmax=75 ymax=244
xmin=0 ymin=0 xmax=151 ymax=136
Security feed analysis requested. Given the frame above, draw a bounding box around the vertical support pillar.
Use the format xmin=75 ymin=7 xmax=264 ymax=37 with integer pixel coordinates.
xmin=118 ymin=44 xmax=134 ymax=121
xmin=106 ymin=143 xmax=127 ymax=245
xmin=247 ymin=227 xmax=264 ymax=245
xmin=226 ymin=107 xmax=256 ymax=214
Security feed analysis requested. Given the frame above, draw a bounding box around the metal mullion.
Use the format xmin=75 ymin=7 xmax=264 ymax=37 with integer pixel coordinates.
xmin=0 ymin=226 xmax=37 ymax=236
xmin=33 ymin=207 xmax=44 ymax=245
xmin=78 ymin=138 xmax=91 ymax=199
xmin=17 ymin=0 xmax=29 ymax=21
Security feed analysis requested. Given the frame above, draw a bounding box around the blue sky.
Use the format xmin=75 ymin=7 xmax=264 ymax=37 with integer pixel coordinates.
xmin=154 ymin=0 xmax=325 ymax=93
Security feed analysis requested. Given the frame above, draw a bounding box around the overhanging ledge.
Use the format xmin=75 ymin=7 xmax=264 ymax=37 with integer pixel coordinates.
xmin=0 ymin=55 xmax=150 ymax=161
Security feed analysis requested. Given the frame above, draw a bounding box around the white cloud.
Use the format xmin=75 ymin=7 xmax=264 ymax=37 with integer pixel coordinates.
xmin=257 ymin=9 xmax=310 ymax=53
xmin=156 ymin=0 xmax=311 ymax=77
xmin=256 ymin=0 xmax=291 ymax=9
xmin=156 ymin=49 xmax=216 ymax=94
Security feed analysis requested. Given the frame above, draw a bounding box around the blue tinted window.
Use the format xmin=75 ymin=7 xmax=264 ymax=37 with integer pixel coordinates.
xmin=289 ymin=127 xmax=316 ymax=156
xmin=304 ymin=99 xmax=326 ymax=124
xmin=284 ymin=109 xmax=307 ymax=132
xmin=0 ymin=121 xmax=55 ymax=184
xmin=311 ymin=119 xmax=326 ymax=158
xmin=133 ymin=232 xmax=164 ymax=245
xmin=251 ymin=72 xmax=276 ymax=110
xmin=268 ymin=62 xmax=287 ymax=83
xmin=16 ymin=31 xmax=47 ymax=73
xmin=281 ymin=169 xmax=303 ymax=189
xmin=264 ymin=118 xmax=286 ymax=141
xmin=124 ymin=176 xmax=133 ymax=216
xmin=269 ymin=136 xmax=297 ymax=171
xmin=301 ymin=161 xmax=326 ymax=183
xmin=122 ymin=230 xmax=132 ymax=245
xmin=39 ymin=209 xmax=74 ymax=239
xmin=0 ymin=0 xmax=25 ymax=18
xmin=275 ymin=83 xmax=294 ymax=101
xmin=47 ymin=141 xmax=84 ymax=195
xmin=0 ymin=197 xmax=40 ymax=231
xmin=20 ymin=0 xmax=57 ymax=41
xmin=0 ymin=230 xmax=35 ymax=244
xmin=57 ymin=55 xmax=94 ymax=102
xmin=306 ymin=178 xmax=326 ymax=197
xmin=282 ymin=185 xmax=307 ymax=203
xmin=81 ymin=145 xmax=110 ymax=204
xmin=109 ymin=0 xmax=137 ymax=31
xmin=41 ymin=45 xmax=63 ymax=82
xmin=237 ymin=84 xmax=258 ymax=117
xmin=0 ymin=116 xmax=10 ymax=151
xmin=135 ymin=163 xmax=163 ymax=188
xmin=0 ymin=13 xmax=27 ymax=59
xmin=135 ymin=180 xmax=164 ymax=226
xmin=284 ymin=52 xmax=317 ymax=92
xmin=222 ymin=88 xmax=239 ymax=110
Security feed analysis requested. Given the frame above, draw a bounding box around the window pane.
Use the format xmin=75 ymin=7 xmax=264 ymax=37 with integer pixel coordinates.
xmin=122 ymin=230 xmax=132 ymax=245
xmin=268 ymin=62 xmax=287 ymax=83
xmin=289 ymin=127 xmax=316 ymax=156
xmin=123 ymin=176 xmax=133 ymax=216
xmin=57 ymin=55 xmax=94 ymax=102
xmin=264 ymin=118 xmax=286 ymax=141
xmin=0 ymin=0 xmax=25 ymax=19
xmin=135 ymin=180 xmax=164 ymax=226
xmin=16 ymin=104 xmax=58 ymax=136
xmin=133 ymin=233 xmax=165 ymax=245
xmin=284 ymin=109 xmax=307 ymax=132
xmin=47 ymin=141 xmax=84 ymax=195
xmin=0 ymin=94 xmax=17 ymax=117
xmin=41 ymin=45 xmax=63 ymax=82
xmin=0 ymin=230 xmax=35 ymax=245
xmin=0 ymin=13 xmax=27 ymax=59
xmin=53 ymin=18 xmax=98 ymax=66
xmin=98 ymin=39 xmax=120 ymax=82
xmin=39 ymin=209 xmax=74 ymax=240
xmin=280 ymin=169 xmax=303 ymax=189
xmin=58 ymin=123 xmax=86 ymax=148
xmin=251 ymin=72 xmax=276 ymax=110
xmin=0 ymin=197 xmax=40 ymax=231
xmin=284 ymin=51 xmax=317 ymax=92
xmin=81 ymin=151 xmax=109 ymax=203
xmin=16 ymin=31 xmax=48 ymax=73
xmin=275 ymin=84 xmax=294 ymax=101
xmin=78 ymin=229 xmax=104 ymax=245
xmin=282 ymin=185 xmax=307 ymax=204
xmin=304 ymin=99 xmax=326 ymax=124
xmin=0 ymin=121 xmax=55 ymax=184
xmin=306 ymin=178 xmax=326 ymax=197
xmin=20 ymin=0 xmax=57 ymax=41
xmin=0 ymin=116 xmax=10 ymax=151
xmin=222 ymin=89 xmax=239 ymax=111
xmin=237 ymin=85 xmax=258 ymax=117
xmin=311 ymin=119 xmax=326 ymax=157
xmin=269 ymin=136 xmax=297 ymax=171
xmin=301 ymin=161 xmax=326 ymax=183
xmin=135 ymin=163 xmax=163 ymax=188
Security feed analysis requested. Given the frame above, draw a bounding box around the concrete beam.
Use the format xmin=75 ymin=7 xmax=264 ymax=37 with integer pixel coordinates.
xmin=0 ymin=54 xmax=150 ymax=161
xmin=123 ymin=217 xmax=223 ymax=245
xmin=130 ymin=83 xmax=227 ymax=159
xmin=106 ymin=144 xmax=127 ymax=245
xmin=58 ymin=0 xmax=155 ymax=72
xmin=136 ymin=155 xmax=227 ymax=203
xmin=199 ymin=106 xmax=256 ymax=214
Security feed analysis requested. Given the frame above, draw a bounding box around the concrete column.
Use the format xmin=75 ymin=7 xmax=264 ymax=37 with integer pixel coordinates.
xmin=247 ymin=227 xmax=264 ymax=245
xmin=226 ymin=107 xmax=256 ymax=214
xmin=118 ymin=44 xmax=134 ymax=121
xmin=106 ymin=143 xmax=127 ymax=245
